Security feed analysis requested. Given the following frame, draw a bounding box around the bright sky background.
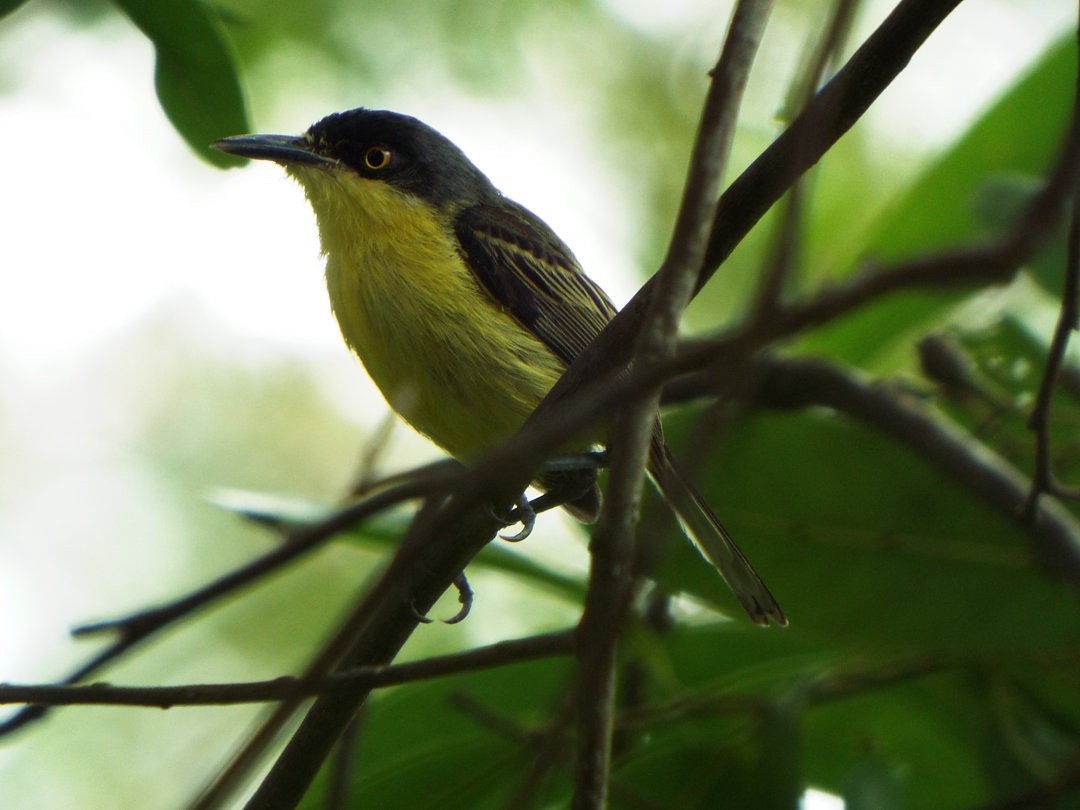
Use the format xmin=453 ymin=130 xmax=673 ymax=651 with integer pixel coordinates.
xmin=0 ymin=1 xmax=1074 ymax=806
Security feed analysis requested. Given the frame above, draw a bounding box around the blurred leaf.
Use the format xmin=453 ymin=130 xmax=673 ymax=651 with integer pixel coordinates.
xmin=657 ymin=407 xmax=1080 ymax=653
xmin=208 ymin=487 xmax=587 ymax=603
xmin=798 ymin=35 xmax=1077 ymax=368
xmin=806 ymin=673 xmax=989 ymax=807
xmin=753 ymin=701 xmax=802 ymax=810
xmin=971 ymin=173 xmax=1069 ymax=297
xmin=0 ymin=0 xmax=29 ymax=22
xmin=299 ymin=656 xmax=574 ymax=810
xmin=924 ymin=317 xmax=1080 ymax=498
xmin=207 ymin=487 xmax=338 ymax=527
xmin=842 ymin=755 xmax=905 ymax=810
xmin=990 ymin=675 xmax=1080 ymax=782
xmin=114 ymin=0 xmax=249 ymax=166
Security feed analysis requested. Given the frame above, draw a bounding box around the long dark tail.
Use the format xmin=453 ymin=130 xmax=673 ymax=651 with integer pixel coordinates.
xmin=647 ymin=440 xmax=786 ymax=626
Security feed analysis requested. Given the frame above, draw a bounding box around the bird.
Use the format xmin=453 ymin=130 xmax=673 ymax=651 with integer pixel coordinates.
xmin=214 ymin=107 xmax=785 ymax=626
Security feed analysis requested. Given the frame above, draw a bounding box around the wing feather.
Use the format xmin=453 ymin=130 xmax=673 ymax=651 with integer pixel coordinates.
xmin=454 ymin=200 xmax=616 ymax=366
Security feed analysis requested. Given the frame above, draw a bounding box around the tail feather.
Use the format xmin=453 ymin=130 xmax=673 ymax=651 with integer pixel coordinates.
xmin=648 ymin=441 xmax=786 ymax=627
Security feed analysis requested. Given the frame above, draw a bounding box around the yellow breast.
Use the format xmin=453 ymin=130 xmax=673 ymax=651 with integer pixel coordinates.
xmin=291 ymin=167 xmax=566 ymax=461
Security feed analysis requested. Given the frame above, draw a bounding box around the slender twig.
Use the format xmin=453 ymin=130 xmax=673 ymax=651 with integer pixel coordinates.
xmin=1024 ymin=198 xmax=1080 ymax=518
xmin=572 ymin=3 xmax=772 ymax=807
xmin=0 ymin=630 xmax=576 ymax=709
xmin=757 ymin=85 xmax=1080 ymax=345
xmin=1021 ymin=0 xmax=1080 ymax=515
xmin=750 ymin=0 xmax=859 ymax=322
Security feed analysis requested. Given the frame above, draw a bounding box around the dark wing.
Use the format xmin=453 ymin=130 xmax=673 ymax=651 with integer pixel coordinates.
xmin=454 ymin=199 xmax=617 ymax=366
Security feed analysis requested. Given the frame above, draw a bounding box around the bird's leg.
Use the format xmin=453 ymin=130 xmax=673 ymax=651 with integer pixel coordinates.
xmin=495 ymin=451 xmax=610 ymax=540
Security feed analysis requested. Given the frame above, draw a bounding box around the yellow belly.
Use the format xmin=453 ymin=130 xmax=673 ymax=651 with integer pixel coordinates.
xmin=297 ymin=168 xmax=566 ymax=461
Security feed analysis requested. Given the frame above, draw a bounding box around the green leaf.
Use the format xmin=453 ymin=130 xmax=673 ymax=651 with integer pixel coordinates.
xmin=842 ymin=756 xmax=905 ymax=810
xmin=971 ymin=174 xmax=1069 ymax=297
xmin=0 ymin=0 xmax=29 ymax=23
xmin=114 ymin=0 xmax=249 ymax=167
xmin=657 ymin=407 xmax=1080 ymax=653
xmin=299 ymin=656 xmax=575 ymax=810
xmin=798 ymin=35 xmax=1078 ymax=368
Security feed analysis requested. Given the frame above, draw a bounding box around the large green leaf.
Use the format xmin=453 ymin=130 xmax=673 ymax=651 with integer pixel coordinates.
xmin=115 ymin=0 xmax=249 ymax=166
xmin=797 ymin=36 xmax=1077 ymax=368
xmin=655 ymin=407 xmax=1080 ymax=654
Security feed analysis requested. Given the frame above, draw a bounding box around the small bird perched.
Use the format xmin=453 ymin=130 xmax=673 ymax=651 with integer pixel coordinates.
xmin=214 ymin=108 xmax=785 ymax=626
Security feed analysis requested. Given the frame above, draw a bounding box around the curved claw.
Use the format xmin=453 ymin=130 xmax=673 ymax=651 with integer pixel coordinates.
xmin=411 ymin=572 xmax=473 ymax=625
xmin=499 ymin=494 xmax=536 ymax=543
xmin=443 ymin=572 xmax=473 ymax=624
xmin=410 ymin=601 xmax=435 ymax=624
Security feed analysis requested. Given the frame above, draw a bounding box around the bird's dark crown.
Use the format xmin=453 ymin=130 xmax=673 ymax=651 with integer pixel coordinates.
xmin=306 ymin=108 xmax=497 ymax=209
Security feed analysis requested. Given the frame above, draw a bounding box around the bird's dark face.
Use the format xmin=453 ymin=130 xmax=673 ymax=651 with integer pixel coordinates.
xmin=215 ymin=108 xmax=496 ymax=212
xmin=308 ymin=109 xmax=495 ymax=208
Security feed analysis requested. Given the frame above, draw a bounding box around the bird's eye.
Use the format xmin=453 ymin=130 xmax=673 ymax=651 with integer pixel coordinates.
xmin=363 ymin=145 xmax=393 ymax=170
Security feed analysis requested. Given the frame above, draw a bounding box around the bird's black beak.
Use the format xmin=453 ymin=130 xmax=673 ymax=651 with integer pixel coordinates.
xmin=212 ymin=134 xmax=337 ymax=166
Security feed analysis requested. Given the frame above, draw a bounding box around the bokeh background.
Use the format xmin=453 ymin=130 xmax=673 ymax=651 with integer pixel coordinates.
xmin=0 ymin=0 xmax=1077 ymax=807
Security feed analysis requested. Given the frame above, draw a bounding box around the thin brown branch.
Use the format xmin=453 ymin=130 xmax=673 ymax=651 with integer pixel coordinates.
xmin=572 ymin=3 xmax=772 ymax=806
xmin=348 ymin=409 xmax=398 ymax=497
xmin=750 ymin=0 xmax=859 ymax=322
xmin=613 ymin=653 xmax=957 ymax=732
xmin=1024 ymin=198 xmax=1080 ymax=517
xmin=0 ymin=630 xmax=575 ymax=709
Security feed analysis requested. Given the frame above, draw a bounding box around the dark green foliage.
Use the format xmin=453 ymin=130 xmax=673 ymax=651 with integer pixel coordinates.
xmin=115 ymin=0 xmax=249 ymax=166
